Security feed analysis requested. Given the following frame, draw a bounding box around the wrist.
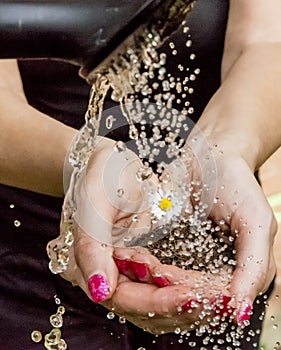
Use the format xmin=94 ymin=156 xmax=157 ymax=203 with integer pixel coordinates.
xmin=63 ymin=131 xmax=115 ymax=194
xmin=194 ymin=100 xmax=261 ymax=174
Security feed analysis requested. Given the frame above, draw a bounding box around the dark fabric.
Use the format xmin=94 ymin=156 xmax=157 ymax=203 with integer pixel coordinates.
xmin=0 ymin=0 xmax=273 ymax=349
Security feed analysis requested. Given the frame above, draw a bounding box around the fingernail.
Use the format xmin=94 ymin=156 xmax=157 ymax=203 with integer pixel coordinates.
xmin=153 ymin=275 xmax=169 ymax=287
xmin=181 ymin=299 xmax=200 ymax=312
xmin=114 ymin=257 xmax=131 ymax=274
xmin=237 ymin=302 xmax=253 ymax=323
xmin=88 ymin=274 xmax=110 ymax=303
xmin=130 ymin=261 xmax=148 ymax=279
xmin=212 ymin=295 xmax=234 ymax=318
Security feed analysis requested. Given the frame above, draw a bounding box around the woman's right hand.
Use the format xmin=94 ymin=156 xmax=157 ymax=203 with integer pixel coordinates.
xmin=48 ymin=135 xmax=231 ymax=334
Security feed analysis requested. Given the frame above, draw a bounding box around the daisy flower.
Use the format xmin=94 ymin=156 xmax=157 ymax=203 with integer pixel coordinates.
xmin=149 ymin=188 xmax=183 ymax=223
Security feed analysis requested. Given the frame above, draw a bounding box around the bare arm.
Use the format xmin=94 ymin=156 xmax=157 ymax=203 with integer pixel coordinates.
xmin=222 ymin=0 xmax=281 ymax=80
xmin=0 ymin=60 xmax=76 ymax=196
xmin=198 ymin=0 xmax=281 ymax=170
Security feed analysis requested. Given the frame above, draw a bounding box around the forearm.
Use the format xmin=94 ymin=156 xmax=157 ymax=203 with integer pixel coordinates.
xmin=195 ymin=1 xmax=281 ymax=171
xmin=0 ymin=88 xmax=76 ymax=197
xmin=222 ymin=0 xmax=281 ymax=79
xmin=197 ymin=43 xmax=281 ymax=171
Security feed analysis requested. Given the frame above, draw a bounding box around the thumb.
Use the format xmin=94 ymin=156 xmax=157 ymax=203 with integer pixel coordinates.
xmin=73 ymin=168 xmax=119 ymax=303
xmin=75 ymin=224 xmax=118 ymax=303
xmin=71 ymin=165 xmax=118 ymax=303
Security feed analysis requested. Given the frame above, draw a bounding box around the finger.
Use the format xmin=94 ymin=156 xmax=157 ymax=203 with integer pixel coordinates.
xmin=74 ymin=225 xmax=118 ymax=303
xmin=113 ymin=246 xmax=161 ymax=283
xmin=72 ymin=158 xmax=121 ymax=303
xmin=230 ymin=194 xmax=277 ymax=323
xmin=103 ymin=277 xmax=202 ymax=334
xmin=109 ymin=276 xmax=232 ymax=332
xmin=110 ymin=277 xmax=202 ymax=317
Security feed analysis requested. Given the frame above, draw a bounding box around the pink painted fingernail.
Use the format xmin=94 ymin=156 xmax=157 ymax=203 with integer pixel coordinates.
xmin=114 ymin=257 xmax=131 ymax=274
xmin=88 ymin=274 xmax=110 ymax=303
xmin=153 ymin=275 xmax=169 ymax=287
xmin=238 ymin=303 xmax=253 ymax=323
xmin=181 ymin=299 xmax=200 ymax=312
xmin=212 ymin=295 xmax=234 ymax=318
xmin=130 ymin=261 xmax=148 ymax=279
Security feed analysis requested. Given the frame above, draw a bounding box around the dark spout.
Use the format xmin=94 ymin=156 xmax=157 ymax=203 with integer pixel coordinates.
xmin=0 ymin=0 xmax=195 ymax=73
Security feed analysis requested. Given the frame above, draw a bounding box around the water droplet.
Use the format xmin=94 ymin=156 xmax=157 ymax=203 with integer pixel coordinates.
xmin=117 ymin=188 xmax=124 ymax=197
xmin=54 ymin=296 xmax=61 ymax=305
xmin=14 ymin=220 xmax=21 ymax=227
xmin=50 ymin=313 xmax=63 ymax=328
xmin=129 ymin=125 xmax=139 ymax=140
xmin=148 ymin=312 xmax=155 ymax=317
xmin=57 ymin=306 xmax=65 ymax=315
xmin=123 ymin=236 xmax=132 ymax=244
xmin=44 ymin=328 xmax=61 ymax=346
xmin=119 ymin=316 xmax=126 ymax=324
xmin=188 ymin=341 xmax=197 ymax=347
xmin=9 ymin=203 xmax=15 ymax=209
xmin=105 ymin=115 xmax=116 ymax=129
xmin=247 ymin=255 xmax=254 ymax=261
xmin=57 ymin=339 xmax=67 ymax=350
xmin=136 ymin=166 xmax=153 ymax=181
xmin=162 ymin=80 xmax=170 ymax=91
xmin=186 ymin=40 xmax=192 ymax=47
xmin=132 ymin=214 xmax=138 ymax=222
xmin=107 ymin=311 xmax=115 ymax=319
xmin=158 ymin=67 xmax=166 ymax=75
xmin=31 ymin=330 xmax=42 ymax=343
xmin=190 ymin=53 xmax=196 ymax=60
xmin=114 ymin=141 xmax=127 ymax=153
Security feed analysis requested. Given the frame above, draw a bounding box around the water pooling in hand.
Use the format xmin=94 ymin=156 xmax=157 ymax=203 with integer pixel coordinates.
xmin=45 ymin=1 xmax=274 ymax=348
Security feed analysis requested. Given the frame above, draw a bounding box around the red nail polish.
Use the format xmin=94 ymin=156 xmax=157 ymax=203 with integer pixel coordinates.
xmin=130 ymin=261 xmax=148 ymax=279
xmin=238 ymin=303 xmax=253 ymax=323
xmin=181 ymin=299 xmax=200 ymax=312
xmin=153 ymin=275 xmax=169 ymax=287
xmin=88 ymin=274 xmax=110 ymax=303
xmin=212 ymin=295 xmax=234 ymax=318
xmin=114 ymin=257 xmax=131 ymax=274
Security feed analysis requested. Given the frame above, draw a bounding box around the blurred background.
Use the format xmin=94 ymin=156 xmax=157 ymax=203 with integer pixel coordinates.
xmin=260 ymin=147 xmax=281 ymax=350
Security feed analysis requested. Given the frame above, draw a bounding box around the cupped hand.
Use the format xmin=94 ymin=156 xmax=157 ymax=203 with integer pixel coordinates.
xmin=48 ymin=134 xmax=233 ymax=334
xmin=184 ymin=133 xmax=277 ymax=324
xmin=49 ymin=135 xmax=158 ymax=302
xmin=61 ymin=230 xmax=230 ymax=334
xmin=210 ymin=154 xmax=276 ymax=323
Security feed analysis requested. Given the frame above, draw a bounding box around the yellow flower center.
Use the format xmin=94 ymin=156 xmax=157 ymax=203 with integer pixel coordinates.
xmin=159 ymin=197 xmax=173 ymax=211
